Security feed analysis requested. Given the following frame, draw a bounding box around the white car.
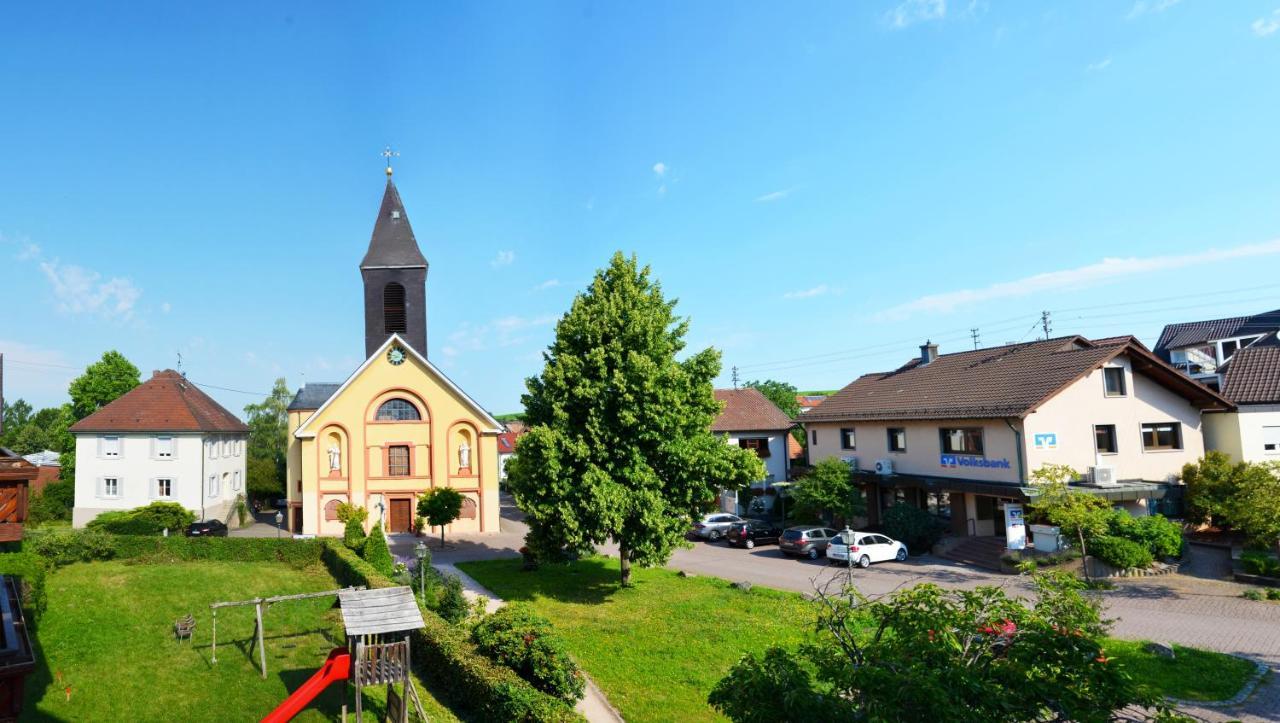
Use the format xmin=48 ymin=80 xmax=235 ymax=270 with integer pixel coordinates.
xmin=827 ymin=531 xmax=908 ymax=568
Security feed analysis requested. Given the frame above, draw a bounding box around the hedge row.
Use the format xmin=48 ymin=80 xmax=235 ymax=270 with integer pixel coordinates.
xmin=0 ymin=552 xmax=47 ymax=619
xmin=24 ymin=528 xmax=324 ymax=569
xmin=320 ymin=542 xmax=583 ymax=722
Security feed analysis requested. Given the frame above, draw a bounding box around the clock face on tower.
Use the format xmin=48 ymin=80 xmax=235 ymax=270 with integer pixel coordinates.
xmin=387 ymin=346 xmax=407 ymax=366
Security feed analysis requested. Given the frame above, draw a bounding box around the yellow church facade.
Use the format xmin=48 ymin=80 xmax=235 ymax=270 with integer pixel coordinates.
xmin=283 ymin=171 xmax=502 ymax=537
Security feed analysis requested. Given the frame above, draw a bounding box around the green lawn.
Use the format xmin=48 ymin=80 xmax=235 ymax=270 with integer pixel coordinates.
xmin=26 ymin=560 xmax=462 ymax=722
xmin=461 ymin=557 xmax=1262 ymax=720
xmin=458 ymin=556 xmax=816 ymax=722
xmin=1106 ymin=639 xmax=1260 ymax=702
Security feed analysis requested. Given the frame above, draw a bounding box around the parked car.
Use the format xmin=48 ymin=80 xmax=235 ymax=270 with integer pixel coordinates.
xmin=827 ymin=530 xmax=907 ymax=567
xmin=185 ymin=520 xmax=229 ymax=537
xmin=692 ymin=513 xmax=744 ymax=541
xmin=779 ymin=526 xmax=841 ymax=560
xmin=725 ymin=519 xmax=784 ymax=549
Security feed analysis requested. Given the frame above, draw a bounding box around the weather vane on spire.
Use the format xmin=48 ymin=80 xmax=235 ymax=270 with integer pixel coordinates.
xmin=381 ymin=145 xmax=400 ymax=177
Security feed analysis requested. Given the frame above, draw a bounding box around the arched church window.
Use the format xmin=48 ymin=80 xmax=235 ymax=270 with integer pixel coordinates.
xmin=376 ymin=398 xmax=421 ymax=421
xmin=384 ymin=283 xmax=407 ymax=334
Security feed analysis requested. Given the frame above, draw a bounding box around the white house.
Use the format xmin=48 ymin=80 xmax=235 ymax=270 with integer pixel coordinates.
xmin=1154 ymin=308 xmax=1280 ymax=393
xmin=712 ymin=388 xmax=795 ymax=515
xmin=70 ymin=369 xmax=249 ymax=528
xmin=1203 ymin=335 xmax=1280 ymax=464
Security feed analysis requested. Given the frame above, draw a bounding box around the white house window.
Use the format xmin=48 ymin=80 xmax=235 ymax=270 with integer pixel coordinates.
xmin=1264 ymin=426 xmax=1280 ymax=454
xmin=155 ymin=436 xmax=174 ymax=459
xmin=103 ymin=436 xmax=121 ymax=458
xmin=233 ymin=471 xmax=242 ymax=491
xmin=1103 ymin=367 xmax=1126 ymax=397
xmin=155 ymin=478 xmax=174 ymax=499
xmin=100 ymin=477 xmax=120 ymax=499
xmin=208 ymin=474 xmax=220 ymax=497
xmin=222 ymin=440 xmax=231 ymax=457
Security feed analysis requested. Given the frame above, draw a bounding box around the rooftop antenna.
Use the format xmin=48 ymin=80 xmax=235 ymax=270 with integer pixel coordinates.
xmin=731 ymin=365 xmax=740 ymax=390
xmin=970 ymin=328 xmax=980 ymax=350
xmin=177 ymin=351 xmax=184 ymax=376
xmin=1041 ymin=311 xmax=1053 ymax=340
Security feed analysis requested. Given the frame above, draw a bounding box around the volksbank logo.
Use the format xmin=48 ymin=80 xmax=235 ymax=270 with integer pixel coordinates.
xmin=940 ymin=455 xmax=1012 ymax=469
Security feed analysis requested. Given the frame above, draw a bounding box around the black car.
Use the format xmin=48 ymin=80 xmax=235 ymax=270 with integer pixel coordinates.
xmin=185 ymin=520 xmax=228 ymax=537
xmin=725 ymin=519 xmax=783 ymax=549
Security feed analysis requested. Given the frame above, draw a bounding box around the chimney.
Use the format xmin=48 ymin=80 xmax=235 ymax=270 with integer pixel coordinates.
xmin=920 ymin=340 xmax=939 ymax=365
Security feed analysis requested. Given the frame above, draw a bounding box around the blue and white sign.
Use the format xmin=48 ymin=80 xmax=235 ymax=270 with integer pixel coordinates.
xmin=940 ymin=455 xmax=1012 ymax=469
xmin=1033 ymin=433 xmax=1058 ymax=450
xmin=1004 ymin=503 xmax=1026 ymax=551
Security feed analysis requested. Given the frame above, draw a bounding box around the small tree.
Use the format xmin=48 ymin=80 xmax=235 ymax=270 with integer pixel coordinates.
xmin=362 ymin=522 xmax=394 ymax=576
xmin=791 ymin=458 xmax=864 ymax=523
xmin=338 ymin=504 xmax=368 ymax=551
xmin=1230 ymin=462 xmax=1280 ymax=555
xmin=418 ymin=487 xmax=464 ymax=547
xmin=1182 ymin=451 xmax=1249 ymax=527
xmin=1028 ymin=464 xmax=1112 ymax=581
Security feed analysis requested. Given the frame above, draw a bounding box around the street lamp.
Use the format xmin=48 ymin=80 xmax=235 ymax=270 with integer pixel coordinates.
xmin=414 ymin=541 xmax=428 ymax=600
xmin=842 ymin=526 xmax=855 ymax=575
xmin=275 ymin=510 xmax=284 ymax=539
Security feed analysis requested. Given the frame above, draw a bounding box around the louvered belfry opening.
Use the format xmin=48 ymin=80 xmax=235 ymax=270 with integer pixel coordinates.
xmin=383 ymin=283 xmax=407 ymax=334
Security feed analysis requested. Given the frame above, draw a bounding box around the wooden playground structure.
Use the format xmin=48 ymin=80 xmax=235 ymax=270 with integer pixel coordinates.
xmin=210 ymin=585 xmax=429 ymax=722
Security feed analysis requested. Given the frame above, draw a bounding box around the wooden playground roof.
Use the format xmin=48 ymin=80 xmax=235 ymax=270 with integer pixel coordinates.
xmin=339 ymin=587 xmax=425 ymax=636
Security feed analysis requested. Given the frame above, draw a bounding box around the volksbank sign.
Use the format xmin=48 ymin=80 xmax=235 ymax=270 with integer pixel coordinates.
xmin=940 ymin=455 xmax=1012 ymax=469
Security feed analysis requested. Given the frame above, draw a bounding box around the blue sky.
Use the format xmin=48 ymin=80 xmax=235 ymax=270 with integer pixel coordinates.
xmin=2 ymin=1 xmax=1280 ymax=417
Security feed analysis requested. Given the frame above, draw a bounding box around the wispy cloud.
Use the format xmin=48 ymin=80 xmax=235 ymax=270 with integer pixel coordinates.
xmin=491 ymin=250 xmax=515 ymax=268
xmin=652 ymin=162 xmax=667 ymax=177
xmin=754 ymin=188 xmax=795 ymax=203
xmin=877 ymin=238 xmax=1280 ymax=320
xmin=1127 ymin=0 xmax=1180 ymax=19
xmin=160 ymin=301 xmax=172 ymax=314
xmin=533 ymin=279 xmax=561 ymax=291
xmin=1087 ymin=57 xmax=1112 ymax=72
xmin=783 ymin=284 xmax=831 ymax=300
xmin=1253 ymin=9 xmax=1280 ymax=37
xmin=39 ymin=260 xmax=141 ymax=319
xmin=887 ymin=0 xmax=947 ymax=29
xmin=447 ymin=314 xmax=558 ymax=355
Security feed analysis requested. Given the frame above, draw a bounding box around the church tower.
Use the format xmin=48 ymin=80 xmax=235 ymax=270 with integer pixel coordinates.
xmin=361 ymin=170 xmax=428 ymax=359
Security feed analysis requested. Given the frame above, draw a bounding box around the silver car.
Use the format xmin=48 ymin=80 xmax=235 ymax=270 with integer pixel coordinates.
xmin=692 ymin=513 xmax=744 ymax=541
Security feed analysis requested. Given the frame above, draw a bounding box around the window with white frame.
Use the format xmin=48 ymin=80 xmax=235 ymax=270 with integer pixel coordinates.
xmin=1264 ymin=426 xmax=1280 ymax=455
xmin=103 ymin=436 xmax=121 ymax=458
xmin=222 ymin=440 xmax=230 ymax=457
xmin=155 ymin=478 xmax=174 ymax=499
xmin=155 ymin=436 xmax=174 ymax=459
xmin=208 ymin=474 xmax=219 ymax=497
xmin=100 ymin=477 xmax=120 ymax=499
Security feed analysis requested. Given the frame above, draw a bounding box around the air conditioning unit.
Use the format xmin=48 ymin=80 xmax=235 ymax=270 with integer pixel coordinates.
xmin=874 ymin=458 xmax=894 ymax=475
xmin=841 ymin=456 xmax=859 ymax=471
xmin=1090 ymin=466 xmax=1117 ymax=486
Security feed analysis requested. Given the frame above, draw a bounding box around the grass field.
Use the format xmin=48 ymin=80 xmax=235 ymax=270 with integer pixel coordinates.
xmin=459 ymin=556 xmax=816 ymax=722
xmin=461 ymin=556 xmax=1262 ymax=721
xmin=25 ymin=560 xmax=462 ymax=722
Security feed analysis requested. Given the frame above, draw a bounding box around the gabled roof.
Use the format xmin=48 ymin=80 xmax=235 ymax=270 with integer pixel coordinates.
xmin=360 ymin=180 xmax=427 ymax=269
xmin=803 ymin=336 xmax=1232 ymax=423
xmin=1220 ymin=335 xmax=1280 ymax=405
xmin=69 ymin=370 xmax=248 ymax=434
xmin=713 ymin=388 xmax=795 ymax=432
xmin=287 ymin=383 xmax=342 ymax=412
xmin=295 ymin=334 xmax=502 ymax=438
xmin=796 ymin=395 xmax=827 ymax=408
xmin=1154 ymin=309 xmax=1280 ymax=357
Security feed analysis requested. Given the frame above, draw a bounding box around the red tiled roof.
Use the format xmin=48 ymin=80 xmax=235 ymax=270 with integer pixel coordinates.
xmin=713 ymin=388 xmax=795 ymax=432
xmin=70 ymin=370 xmax=248 ymax=434
xmin=787 ymin=433 xmax=804 ymax=460
xmin=804 ymin=336 xmax=1231 ymax=423
xmin=796 ymin=395 xmax=827 ymax=408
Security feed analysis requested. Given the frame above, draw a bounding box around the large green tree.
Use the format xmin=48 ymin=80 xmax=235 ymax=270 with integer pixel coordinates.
xmin=1182 ymin=451 xmax=1252 ymax=527
xmin=1230 ymin=461 xmax=1280 ymax=555
xmin=243 ymin=378 xmax=292 ymax=500
xmin=0 ymin=399 xmax=33 ymax=447
xmin=507 ymin=252 xmax=764 ymax=586
xmin=68 ymin=350 xmax=140 ymax=420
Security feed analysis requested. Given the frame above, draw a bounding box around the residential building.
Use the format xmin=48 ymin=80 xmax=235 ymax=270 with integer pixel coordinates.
xmin=713 ymin=388 xmax=794 ymax=514
xmin=69 ymin=370 xmax=248 ymax=527
xmin=1153 ymin=309 xmax=1280 ymax=391
xmin=285 ymin=169 xmax=502 ymax=537
xmin=801 ymin=337 xmax=1231 ymax=541
xmin=496 ymin=423 xmax=524 ymax=481
xmin=796 ymin=394 xmax=827 ymax=414
xmin=1203 ymin=333 xmax=1280 ymax=463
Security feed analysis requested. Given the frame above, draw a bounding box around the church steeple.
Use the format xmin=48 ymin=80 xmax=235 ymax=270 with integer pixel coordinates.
xmin=361 ymin=176 xmax=428 ymax=359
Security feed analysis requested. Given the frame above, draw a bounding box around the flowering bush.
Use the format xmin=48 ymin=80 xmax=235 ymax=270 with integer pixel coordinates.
xmin=471 ymin=604 xmax=585 ymax=703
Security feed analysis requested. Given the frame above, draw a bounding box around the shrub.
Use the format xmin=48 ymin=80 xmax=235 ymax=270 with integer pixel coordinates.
xmin=86 ymin=502 xmax=195 ymax=535
xmin=23 ymin=529 xmax=323 ymax=568
xmin=472 ymin=604 xmax=585 ymax=703
xmin=435 ymin=574 xmax=470 ymax=625
xmin=1243 ymin=588 xmax=1266 ymax=601
xmin=0 ymin=552 xmax=48 ymax=619
xmin=336 ymin=502 xmax=368 ymax=524
xmin=1268 ymin=588 xmax=1280 ymax=601
xmin=1088 ymin=535 xmax=1153 ymax=570
xmin=1241 ymin=551 xmax=1280 ymax=577
xmin=881 ymin=503 xmax=946 ymax=555
xmin=361 ymin=522 xmax=394 ymax=577
xmin=318 ymin=542 xmax=581 ymax=721
xmin=343 ymin=517 xmax=367 ymax=552
xmin=27 ymin=479 xmax=74 ymax=524
xmin=1107 ymin=512 xmax=1183 ymax=560
xmin=708 ymin=647 xmax=831 ymax=722
xmin=26 ymin=528 xmax=117 ymax=566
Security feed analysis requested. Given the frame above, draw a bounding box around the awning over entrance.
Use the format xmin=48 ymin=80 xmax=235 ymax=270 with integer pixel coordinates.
xmin=851 ymin=470 xmax=1171 ymax=503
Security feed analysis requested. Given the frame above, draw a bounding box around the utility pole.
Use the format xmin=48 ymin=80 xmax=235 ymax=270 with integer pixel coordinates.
xmin=1040 ymin=311 xmax=1052 ymax=340
xmin=970 ymin=328 xmax=980 ymax=350
xmin=731 ymin=365 xmax=740 ymax=390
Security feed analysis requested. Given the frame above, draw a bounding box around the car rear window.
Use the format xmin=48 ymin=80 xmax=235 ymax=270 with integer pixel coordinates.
xmin=782 ymin=530 xmax=803 ymax=540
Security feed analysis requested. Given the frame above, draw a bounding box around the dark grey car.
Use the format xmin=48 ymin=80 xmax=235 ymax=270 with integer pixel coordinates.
xmin=778 ymin=526 xmax=840 ymax=559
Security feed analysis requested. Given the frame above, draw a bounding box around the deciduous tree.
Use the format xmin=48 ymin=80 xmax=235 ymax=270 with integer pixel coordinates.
xmin=418 ymin=487 xmax=464 ymax=547
xmin=243 ymin=378 xmax=292 ymax=500
xmin=1182 ymin=451 xmax=1250 ymax=527
xmin=791 ymin=457 xmax=864 ymax=523
xmin=1230 ymin=462 xmax=1280 ymax=555
xmin=1028 ymin=464 xmax=1112 ymax=581
xmin=507 ymin=252 xmax=764 ymax=586
xmin=68 ymin=350 xmax=140 ymax=420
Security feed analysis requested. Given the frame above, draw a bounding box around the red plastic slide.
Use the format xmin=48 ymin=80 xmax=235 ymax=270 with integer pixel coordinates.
xmin=261 ymin=647 xmax=352 ymax=723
